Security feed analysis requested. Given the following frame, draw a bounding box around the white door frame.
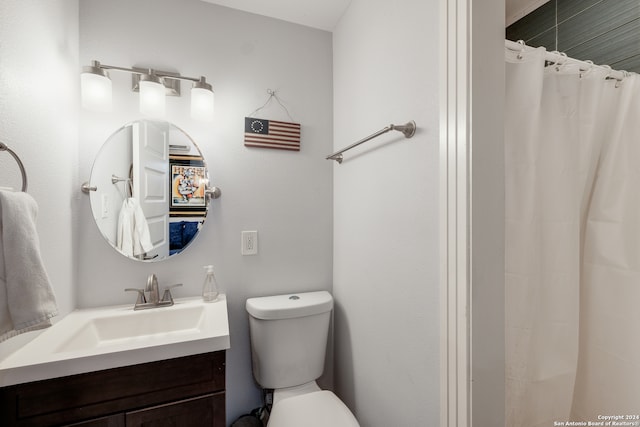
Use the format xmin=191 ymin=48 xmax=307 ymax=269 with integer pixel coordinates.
xmin=440 ymin=0 xmax=506 ymax=426
xmin=439 ymin=0 xmax=471 ymax=426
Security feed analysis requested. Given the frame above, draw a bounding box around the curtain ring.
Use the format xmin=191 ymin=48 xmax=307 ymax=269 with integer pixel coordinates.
xmin=600 ymin=65 xmax=614 ymax=83
xmin=615 ymin=71 xmax=630 ymax=88
xmin=516 ymin=39 xmax=526 ymax=60
xmin=579 ymin=60 xmax=594 ymax=78
xmin=545 ymin=50 xmax=561 ymax=67
xmin=554 ymin=52 xmax=568 ymax=72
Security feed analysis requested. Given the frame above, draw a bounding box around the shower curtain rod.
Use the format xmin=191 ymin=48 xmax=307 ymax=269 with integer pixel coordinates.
xmin=505 ymin=39 xmax=628 ymax=81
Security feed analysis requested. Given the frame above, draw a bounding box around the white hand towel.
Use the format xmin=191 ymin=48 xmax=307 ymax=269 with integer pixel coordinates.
xmin=0 ymin=190 xmax=58 ymax=342
xmin=116 ymin=198 xmax=153 ymax=257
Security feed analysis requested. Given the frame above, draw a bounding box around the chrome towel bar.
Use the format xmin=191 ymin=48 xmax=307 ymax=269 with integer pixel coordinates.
xmin=0 ymin=142 xmax=28 ymax=192
xmin=326 ymin=120 xmax=416 ymax=164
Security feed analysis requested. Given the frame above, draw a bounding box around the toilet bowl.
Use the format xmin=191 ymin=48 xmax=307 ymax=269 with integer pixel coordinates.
xmin=269 ymin=382 xmax=359 ymax=427
xmin=246 ymin=291 xmax=359 ymax=427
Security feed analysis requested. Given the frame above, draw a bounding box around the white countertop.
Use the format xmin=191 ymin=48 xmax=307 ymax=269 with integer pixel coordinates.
xmin=0 ymin=295 xmax=230 ymax=387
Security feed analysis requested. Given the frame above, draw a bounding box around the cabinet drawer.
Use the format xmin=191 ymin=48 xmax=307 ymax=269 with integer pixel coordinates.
xmin=0 ymin=352 xmax=225 ymax=427
xmin=126 ymin=393 xmax=225 ymax=426
xmin=66 ymin=414 xmax=125 ymax=427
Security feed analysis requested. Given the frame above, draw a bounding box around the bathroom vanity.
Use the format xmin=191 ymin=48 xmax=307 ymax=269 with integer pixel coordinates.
xmin=0 ymin=296 xmax=230 ymax=427
xmin=0 ymin=351 xmax=225 ymax=426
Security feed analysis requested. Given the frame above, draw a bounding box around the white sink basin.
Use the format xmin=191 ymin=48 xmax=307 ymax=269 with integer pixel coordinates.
xmin=56 ymin=301 xmax=209 ymax=353
xmin=0 ymin=296 xmax=230 ymax=387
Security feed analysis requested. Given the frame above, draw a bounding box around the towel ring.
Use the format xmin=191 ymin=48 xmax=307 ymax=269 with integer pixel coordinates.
xmin=0 ymin=142 xmax=28 ymax=192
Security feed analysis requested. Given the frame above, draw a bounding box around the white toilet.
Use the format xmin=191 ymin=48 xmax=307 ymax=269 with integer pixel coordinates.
xmin=246 ymin=291 xmax=360 ymax=427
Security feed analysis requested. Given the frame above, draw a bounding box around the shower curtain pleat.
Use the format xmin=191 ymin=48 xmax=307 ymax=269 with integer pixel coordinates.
xmin=573 ymin=74 xmax=640 ymax=419
xmin=505 ymin=46 xmax=640 ymax=426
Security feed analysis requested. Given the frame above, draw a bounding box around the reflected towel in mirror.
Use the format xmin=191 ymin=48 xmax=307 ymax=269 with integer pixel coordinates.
xmin=0 ymin=190 xmax=58 ymax=342
xmin=116 ymin=198 xmax=153 ymax=257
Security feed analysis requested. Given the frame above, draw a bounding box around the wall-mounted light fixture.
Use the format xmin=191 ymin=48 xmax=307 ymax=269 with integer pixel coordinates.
xmin=80 ymin=60 xmax=214 ymax=122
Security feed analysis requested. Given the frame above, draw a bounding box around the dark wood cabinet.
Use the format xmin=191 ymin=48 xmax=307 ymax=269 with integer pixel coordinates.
xmin=0 ymin=351 xmax=225 ymax=427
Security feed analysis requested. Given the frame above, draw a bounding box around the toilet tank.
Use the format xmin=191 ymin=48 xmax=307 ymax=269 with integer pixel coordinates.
xmin=246 ymin=291 xmax=333 ymax=389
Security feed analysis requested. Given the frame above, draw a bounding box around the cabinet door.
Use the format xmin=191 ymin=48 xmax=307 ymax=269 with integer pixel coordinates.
xmin=126 ymin=393 xmax=224 ymax=427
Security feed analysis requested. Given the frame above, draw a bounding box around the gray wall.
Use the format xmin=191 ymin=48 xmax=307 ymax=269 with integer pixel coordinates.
xmin=0 ymin=0 xmax=78 ymax=360
xmin=333 ymin=0 xmax=440 ymax=425
xmin=507 ymin=0 xmax=640 ymax=73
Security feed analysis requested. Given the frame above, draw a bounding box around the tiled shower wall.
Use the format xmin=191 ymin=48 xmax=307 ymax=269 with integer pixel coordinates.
xmin=506 ymin=0 xmax=640 ymax=73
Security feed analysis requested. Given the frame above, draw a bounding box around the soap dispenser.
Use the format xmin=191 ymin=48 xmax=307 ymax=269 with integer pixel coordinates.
xmin=202 ymin=265 xmax=220 ymax=302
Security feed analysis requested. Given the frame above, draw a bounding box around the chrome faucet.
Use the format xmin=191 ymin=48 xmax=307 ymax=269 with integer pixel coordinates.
xmin=146 ymin=273 xmax=160 ymax=304
xmin=125 ymin=274 xmax=182 ymax=310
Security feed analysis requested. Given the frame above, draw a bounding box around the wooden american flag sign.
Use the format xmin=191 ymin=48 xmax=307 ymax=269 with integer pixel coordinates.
xmin=244 ymin=117 xmax=301 ymax=151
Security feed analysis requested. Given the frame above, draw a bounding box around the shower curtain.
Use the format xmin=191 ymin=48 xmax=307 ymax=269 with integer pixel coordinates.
xmin=505 ymin=46 xmax=640 ymax=426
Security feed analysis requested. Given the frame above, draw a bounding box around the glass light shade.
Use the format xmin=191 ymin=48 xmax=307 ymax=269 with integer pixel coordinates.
xmin=190 ymin=87 xmax=214 ymax=122
xmin=81 ymin=72 xmax=112 ymax=112
xmin=139 ymin=79 xmax=166 ymax=118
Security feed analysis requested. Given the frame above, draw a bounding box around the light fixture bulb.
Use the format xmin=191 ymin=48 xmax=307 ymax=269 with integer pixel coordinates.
xmin=190 ymin=77 xmax=214 ymax=122
xmin=139 ymin=72 xmax=165 ymax=118
xmin=191 ymin=88 xmax=214 ymax=122
xmin=80 ymin=63 xmax=112 ymax=112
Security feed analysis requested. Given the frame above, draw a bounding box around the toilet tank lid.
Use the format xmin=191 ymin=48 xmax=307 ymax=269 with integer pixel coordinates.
xmin=246 ymin=291 xmax=333 ymax=320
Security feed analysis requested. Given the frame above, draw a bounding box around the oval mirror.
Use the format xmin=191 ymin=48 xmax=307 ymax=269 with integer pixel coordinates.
xmin=88 ymin=120 xmax=211 ymax=262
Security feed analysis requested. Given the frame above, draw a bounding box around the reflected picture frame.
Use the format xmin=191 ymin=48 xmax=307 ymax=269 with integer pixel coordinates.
xmin=169 ymin=155 xmax=207 ymax=216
